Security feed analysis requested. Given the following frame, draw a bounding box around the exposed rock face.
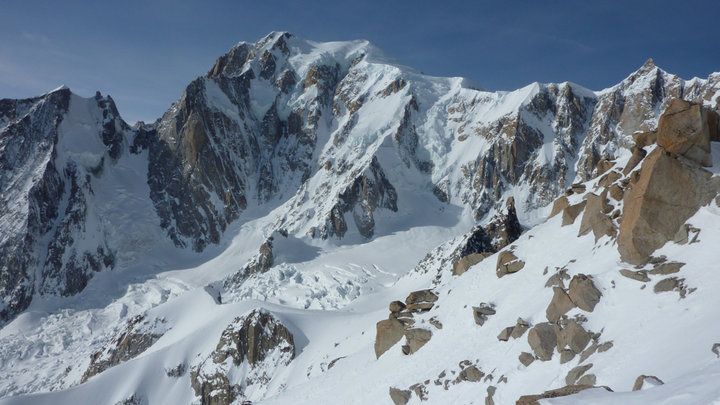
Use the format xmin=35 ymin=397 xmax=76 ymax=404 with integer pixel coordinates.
xmin=618 ymin=148 xmax=716 ymax=264
xmin=519 ymin=352 xmax=535 ymax=367
xmin=546 ymin=287 xmax=576 ymax=322
xmin=561 ymin=201 xmax=587 ymax=226
xmin=389 ymin=300 xmax=406 ymax=312
xmin=577 ymin=192 xmax=616 ymax=241
xmin=619 ymin=269 xmax=650 ymax=282
xmin=82 ymin=315 xmax=167 ymax=382
xmin=566 ymin=363 xmax=594 ymax=385
xmin=632 ymin=375 xmax=664 ymax=391
xmin=191 ymin=309 xmax=295 ymax=405
xmin=453 ymin=198 xmax=522 ymax=275
xmin=452 ymin=252 xmax=491 ymax=276
xmin=557 ymin=320 xmax=591 ymax=354
xmin=375 ymin=319 xmax=406 ymax=358
xmin=657 ymin=99 xmax=716 ymax=166
xmin=389 ymin=387 xmax=412 ymax=405
xmin=405 ymin=289 xmax=438 ymax=312
xmin=527 ymin=323 xmax=557 ymax=361
xmin=568 ymin=274 xmax=601 ymax=312
xmin=496 ymin=250 xmax=525 ymax=277
xmin=473 ymin=303 xmax=496 ymax=326
xmin=0 ymin=89 xmax=124 ymax=324
xmin=403 ymin=328 xmax=432 ymax=354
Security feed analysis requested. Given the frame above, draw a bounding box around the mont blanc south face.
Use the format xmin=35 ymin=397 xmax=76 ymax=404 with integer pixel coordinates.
xmin=2 ymin=32 xmax=720 ymax=404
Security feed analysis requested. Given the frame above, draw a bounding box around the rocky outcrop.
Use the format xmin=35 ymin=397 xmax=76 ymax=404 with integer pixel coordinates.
xmin=577 ymin=192 xmax=616 ymax=241
xmin=566 ymin=363 xmax=594 ymax=385
xmin=496 ymin=250 xmax=525 ymax=277
xmin=546 ymin=287 xmax=576 ymax=322
xmin=82 ymin=315 xmax=167 ymax=382
xmin=405 ymin=289 xmax=438 ymax=312
xmin=376 ymin=290 xmax=438 ymax=358
xmin=375 ymin=318 xmax=406 ymax=358
xmin=557 ymin=320 xmax=591 ymax=354
xmin=389 ymin=387 xmax=412 ymax=405
xmin=657 ymin=99 xmax=717 ymax=166
xmin=403 ymin=328 xmax=432 ymax=354
xmin=527 ymin=323 xmax=557 ymax=361
xmin=618 ymin=148 xmax=717 ymax=264
xmin=632 ymin=375 xmax=664 ymax=391
xmin=568 ymin=274 xmax=601 ymax=312
xmin=617 ymin=100 xmax=720 ymax=264
xmin=473 ymin=303 xmax=496 ymax=326
xmin=191 ymin=309 xmax=295 ymax=405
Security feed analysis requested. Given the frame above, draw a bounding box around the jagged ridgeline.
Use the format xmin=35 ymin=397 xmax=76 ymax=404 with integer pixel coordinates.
xmin=2 ymin=31 xmax=720 ymax=327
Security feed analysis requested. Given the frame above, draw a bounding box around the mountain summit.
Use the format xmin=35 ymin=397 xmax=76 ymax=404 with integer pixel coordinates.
xmin=1 ymin=33 xmax=720 ymax=404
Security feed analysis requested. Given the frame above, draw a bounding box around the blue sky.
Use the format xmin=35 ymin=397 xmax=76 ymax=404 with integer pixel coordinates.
xmin=2 ymin=1 xmax=719 ymax=123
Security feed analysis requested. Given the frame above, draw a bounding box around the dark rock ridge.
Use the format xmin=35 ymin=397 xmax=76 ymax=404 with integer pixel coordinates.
xmin=190 ymin=309 xmax=295 ymax=405
xmin=82 ymin=315 xmax=167 ymax=383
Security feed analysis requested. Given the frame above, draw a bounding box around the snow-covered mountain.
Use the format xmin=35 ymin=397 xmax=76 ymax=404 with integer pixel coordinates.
xmin=1 ymin=32 xmax=720 ymax=404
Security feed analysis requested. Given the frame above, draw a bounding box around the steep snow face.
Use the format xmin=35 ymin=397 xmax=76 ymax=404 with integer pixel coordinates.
xmin=3 ymin=32 xmax=720 ymax=405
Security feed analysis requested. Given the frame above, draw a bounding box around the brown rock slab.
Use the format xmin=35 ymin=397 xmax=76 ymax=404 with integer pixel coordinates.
xmin=528 ymin=323 xmax=557 ymax=361
xmin=597 ymin=342 xmax=614 ymax=353
xmin=519 ymin=352 xmax=535 ymax=367
xmin=648 ymin=262 xmax=684 ymax=275
xmin=657 ymin=99 xmax=713 ymax=166
xmin=559 ymin=349 xmax=575 ymax=364
xmin=566 ymin=363 xmax=593 ymax=385
xmin=457 ymin=365 xmax=484 ymax=382
xmin=579 ymin=341 xmax=598 ymax=363
xmin=598 ymin=170 xmax=622 ymax=188
xmin=473 ymin=304 xmax=496 ymax=326
xmin=510 ymin=318 xmax=530 ymax=339
xmin=578 ymin=192 xmax=616 ymax=241
xmin=375 ymin=319 xmax=405 ymax=358
xmin=577 ymin=374 xmax=597 ymax=386
xmin=389 ymin=387 xmax=412 ymax=405
xmin=497 ymin=326 xmax=514 ymax=341
xmin=619 ymin=269 xmax=650 ymax=282
xmin=632 ymin=375 xmax=664 ymax=391
xmin=549 ymin=196 xmax=570 ymax=219
xmin=545 ymin=269 xmax=570 ymax=288
xmin=568 ymin=274 xmax=601 ymax=312
xmin=404 ymin=328 xmax=432 ymax=354
xmin=562 ymin=201 xmax=587 ymax=226
xmin=453 ymin=252 xmax=491 ymax=276
xmin=633 ymin=130 xmax=657 ymax=148
xmin=609 ymin=184 xmax=624 ymax=201
xmin=654 ymin=277 xmax=681 ymax=293
xmin=571 ymin=183 xmax=587 ymax=194
xmin=496 ymin=250 xmax=525 ymax=277
xmin=618 ymin=147 xmax=715 ymax=265
xmin=558 ymin=320 xmax=591 ymax=354
xmin=595 ymin=159 xmax=615 ymax=177
xmin=546 ymin=287 xmax=576 ymax=322
xmin=622 ymin=147 xmax=647 ymax=175
xmin=405 ymin=289 xmax=438 ymax=305
xmin=389 ymin=301 xmax=406 ymax=313
xmin=406 ymin=302 xmax=435 ymax=312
